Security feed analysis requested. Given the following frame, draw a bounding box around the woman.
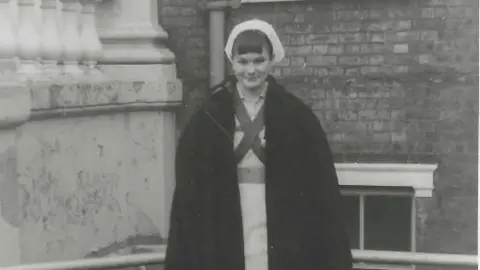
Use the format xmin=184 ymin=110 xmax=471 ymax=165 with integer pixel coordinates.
xmin=165 ymin=19 xmax=353 ymax=270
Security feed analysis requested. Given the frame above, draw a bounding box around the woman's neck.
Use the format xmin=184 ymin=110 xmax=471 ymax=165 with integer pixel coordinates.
xmin=237 ymin=81 xmax=268 ymax=100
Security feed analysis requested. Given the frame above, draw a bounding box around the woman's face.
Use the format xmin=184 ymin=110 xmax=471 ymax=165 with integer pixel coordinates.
xmin=231 ymin=47 xmax=273 ymax=91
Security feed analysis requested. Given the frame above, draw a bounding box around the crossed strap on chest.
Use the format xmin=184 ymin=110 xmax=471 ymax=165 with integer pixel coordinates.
xmin=233 ymin=89 xmax=266 ymax=164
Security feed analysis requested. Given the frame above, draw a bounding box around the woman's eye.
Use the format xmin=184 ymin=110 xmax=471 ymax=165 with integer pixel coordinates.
xmin=237 ymin=60 xmax=248 ymax=65
xmin=254 ymin=58 xmax=266 ymax=64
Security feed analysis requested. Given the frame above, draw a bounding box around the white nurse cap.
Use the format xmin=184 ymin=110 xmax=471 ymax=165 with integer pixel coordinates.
xmin=224 ymin=19 xmax=285 ymax=64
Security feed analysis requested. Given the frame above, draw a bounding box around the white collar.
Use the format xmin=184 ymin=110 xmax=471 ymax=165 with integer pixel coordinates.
xmin=237 ymin=82 xmax=268 ymax=102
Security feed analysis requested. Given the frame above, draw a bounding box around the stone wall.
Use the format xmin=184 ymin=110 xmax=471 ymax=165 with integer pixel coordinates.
xmin=159 ymin=0 xmax=478 ymax=260
xmin=0 ymin=75 xmax=181 ymax=265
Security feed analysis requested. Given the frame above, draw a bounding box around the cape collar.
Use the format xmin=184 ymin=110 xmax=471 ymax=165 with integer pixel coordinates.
xmin=203 ymin=75 xmax=294 ymax=150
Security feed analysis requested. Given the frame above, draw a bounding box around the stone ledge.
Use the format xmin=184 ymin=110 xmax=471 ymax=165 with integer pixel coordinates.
xmin=30 ymin=101 xmax=181 ymax=121
xmin=335 ymin=163 xmax=438 ymax=198
xmin=0 ymin=79 xmax=183 ymax=127
xmin=30 ymin=79 xmax=182 ymax=110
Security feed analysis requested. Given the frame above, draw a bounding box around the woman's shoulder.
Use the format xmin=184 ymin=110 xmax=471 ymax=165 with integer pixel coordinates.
xmin=269 ymin=78 xmax=314 ymax=115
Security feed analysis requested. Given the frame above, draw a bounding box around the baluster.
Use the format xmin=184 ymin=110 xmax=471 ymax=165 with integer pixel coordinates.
xmin=16 ymin=0 xmax=41 ymax=79
xmin=60 ymin=0 xmax=83 ymax=76
xmin=40 ymin=0 xmax=62 ymax=78
xmin=0 ymin=0 xmax=17 ymax=79
xmin=80 ymin=0 xmax=102 ymax=76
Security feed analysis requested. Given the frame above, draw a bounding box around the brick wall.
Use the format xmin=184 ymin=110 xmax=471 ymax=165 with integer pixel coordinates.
xmin=159 ymin=0 xmax=478 ymax=258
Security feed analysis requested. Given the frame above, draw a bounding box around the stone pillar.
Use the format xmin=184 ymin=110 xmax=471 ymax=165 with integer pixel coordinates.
xmin=95 ymin=0 xmax=180 ymax=238
xmin=96 ymin=0 xmax=173 ymax=64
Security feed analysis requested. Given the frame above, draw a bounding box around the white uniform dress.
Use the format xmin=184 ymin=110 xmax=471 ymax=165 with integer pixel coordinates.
xmin=234 ymin=85 xmax=268 ymax=270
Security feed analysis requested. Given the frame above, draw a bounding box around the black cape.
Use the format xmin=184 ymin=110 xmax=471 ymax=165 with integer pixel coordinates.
xmin=166 ymin=75 xmax=353 ymax=270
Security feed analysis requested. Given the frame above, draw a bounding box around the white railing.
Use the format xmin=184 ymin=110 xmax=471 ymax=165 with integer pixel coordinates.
xmin=0 ymin=0 xmax=102 ymax=80
xmin=1 ymin=248 xmax=477 ymax=270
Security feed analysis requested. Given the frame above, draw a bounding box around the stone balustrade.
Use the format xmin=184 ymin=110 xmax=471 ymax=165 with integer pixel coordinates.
xmin=0 ymin=0 xmax=102 ymax=80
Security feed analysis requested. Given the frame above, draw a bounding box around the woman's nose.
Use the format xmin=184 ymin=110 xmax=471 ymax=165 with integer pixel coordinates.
xmin=246 ymin=64 xmax=255 ymax=73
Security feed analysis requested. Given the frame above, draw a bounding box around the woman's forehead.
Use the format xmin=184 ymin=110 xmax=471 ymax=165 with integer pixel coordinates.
xmin=234 ymin=52 xmax=268 ymax=60
xmin=234 ymin=47 xmax=270 ymax=59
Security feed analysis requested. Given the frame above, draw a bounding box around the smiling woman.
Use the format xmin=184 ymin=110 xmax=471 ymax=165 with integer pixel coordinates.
xmin=165 ymin=19 xmax=353 ymax=270
xmin=230 ymin=30 xmax=274 ymax=98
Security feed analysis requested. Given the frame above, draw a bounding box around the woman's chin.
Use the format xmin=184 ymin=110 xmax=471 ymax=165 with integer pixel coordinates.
xmin=241 ymin=80 xmax=264 ymax=89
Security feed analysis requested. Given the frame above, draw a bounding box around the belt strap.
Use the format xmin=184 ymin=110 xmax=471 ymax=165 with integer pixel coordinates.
xmin=233 ymin=89 xmax=266 ymax=164
xmin=237 ymin=167 xmax=265 ymax=184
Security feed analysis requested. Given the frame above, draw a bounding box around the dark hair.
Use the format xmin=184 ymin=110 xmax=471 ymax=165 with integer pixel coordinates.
xmin=232 ymin=30 xmax=274 ymax=58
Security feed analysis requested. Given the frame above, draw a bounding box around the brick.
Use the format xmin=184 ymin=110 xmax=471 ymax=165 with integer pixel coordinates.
xmin=332 ymin=22 xmax=362 ymax=32
xmin=366 ymin=99 xmax=390 ymax=110
xmin=418 ymin=54 xmax=434 ymax=64
xmin=359 ymin=109 xmax=389 ymax=121
xmin=328 ymin=67 xmax=344 ymax=76
xmin=345 ymin=44 xmax=362 ymax=54
xmin=285 ymin=45 xmax=313 ymax=56
xmin=368 ymin=32 xmax=386 ymax=43
xmin=274 ymin=12 xmax=295 ymax=25
xmin=313 ymin=45 xmax=328 ymax=54
xmin=307 ymin=56 xmax=337 ymax=66
xmin=163 ymin=16 xmax=204 ymax=27
xmin=366 ymin=22 xmax=388 ymax=31
xmin=390 ymin=110 xmax=406 ymax=121
xmin=331 ymin=2 xmax=359 ymax=10
xmin=289 ymin=35 xmax=306 ymax=45
xmin=435 ymin=7 xmax=448 ymax=18
xmin=393 ymin=44 xmax=409 ymax=53
xmin=361 ymin=66 xmax=384 ymax=74
xmin=327 ymin=44 xmax=344 ymax=55
xmin=338 ymin=56 xmax=369 ymax=65
xmin=387 ymin=8 xmax=415 ymax=19
xmin=374 ymin=132 xmax=391 ymax=142
xmin=179 ymin=7 xmax=197 ymax=16
xmin=395 ymin=20 xmax=413 ymax=30
xmin=306 ymin=34 xmax=338 ymax=44
xmin=370 ymin=10 xmax=384 ymax=19
xmin=447 ymin=6 xmax=475 ymax=18
xmin=393 ymin=65 xmax=409 ymax=73
xmin=419 ymin=30 xmax=439 ymax=42
xmin=282 ymin=67 xmax=313 ymax=76
xmin=291 ymin=57 xmax=306 ymax=67
xmin=411 ymin=41 xmax=434 ymax=53
xmin=414 ymin=19 xmax=442 ymax=29
xmin=162 ymin=7 xmax=181 ymax=16
xmin=336 ymin=10 xmax=369 ymax=20
xmin=294 ymin=13 xmax=305 ymax=23
xmin=315 ymin=68 xmax=329 ymax=76
xmin=386 ymin=31 xmax=418 ymax=42
xmin=344 ymin=67 xmax=360 ymax=76
xmin=370 ymin=55 xmax=384 ymax=65
xmin=310 ymin=89 xmax=327 ymax=99
xmin=284 ymin=23 xmax=313 ymax=34
xmin=385 ymin=54 xmax=417 ymax=65
xmin=391 ymin=131 xmax=407 ymax=142
xmin=421 ymin=8 xmax=436 ymax=18
xmin=361 ymin=44 xmax=391 ymax=53
xmin=338 ymin=33 xmax=366 ymax=43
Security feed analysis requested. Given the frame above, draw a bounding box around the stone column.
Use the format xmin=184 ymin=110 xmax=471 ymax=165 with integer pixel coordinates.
xmin=96 ymin=0 xmax=173 ymax=64
xmin=95 ymin=0 xmax=180 ymax=238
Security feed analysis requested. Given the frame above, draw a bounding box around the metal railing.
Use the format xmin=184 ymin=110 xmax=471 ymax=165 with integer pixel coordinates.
xmin=1 ymin=248 xmax=477 ymax=270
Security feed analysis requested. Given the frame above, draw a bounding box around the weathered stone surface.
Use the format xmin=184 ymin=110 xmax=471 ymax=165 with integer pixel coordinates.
xmin=13 ymin=110 xmax=173 ymax=263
